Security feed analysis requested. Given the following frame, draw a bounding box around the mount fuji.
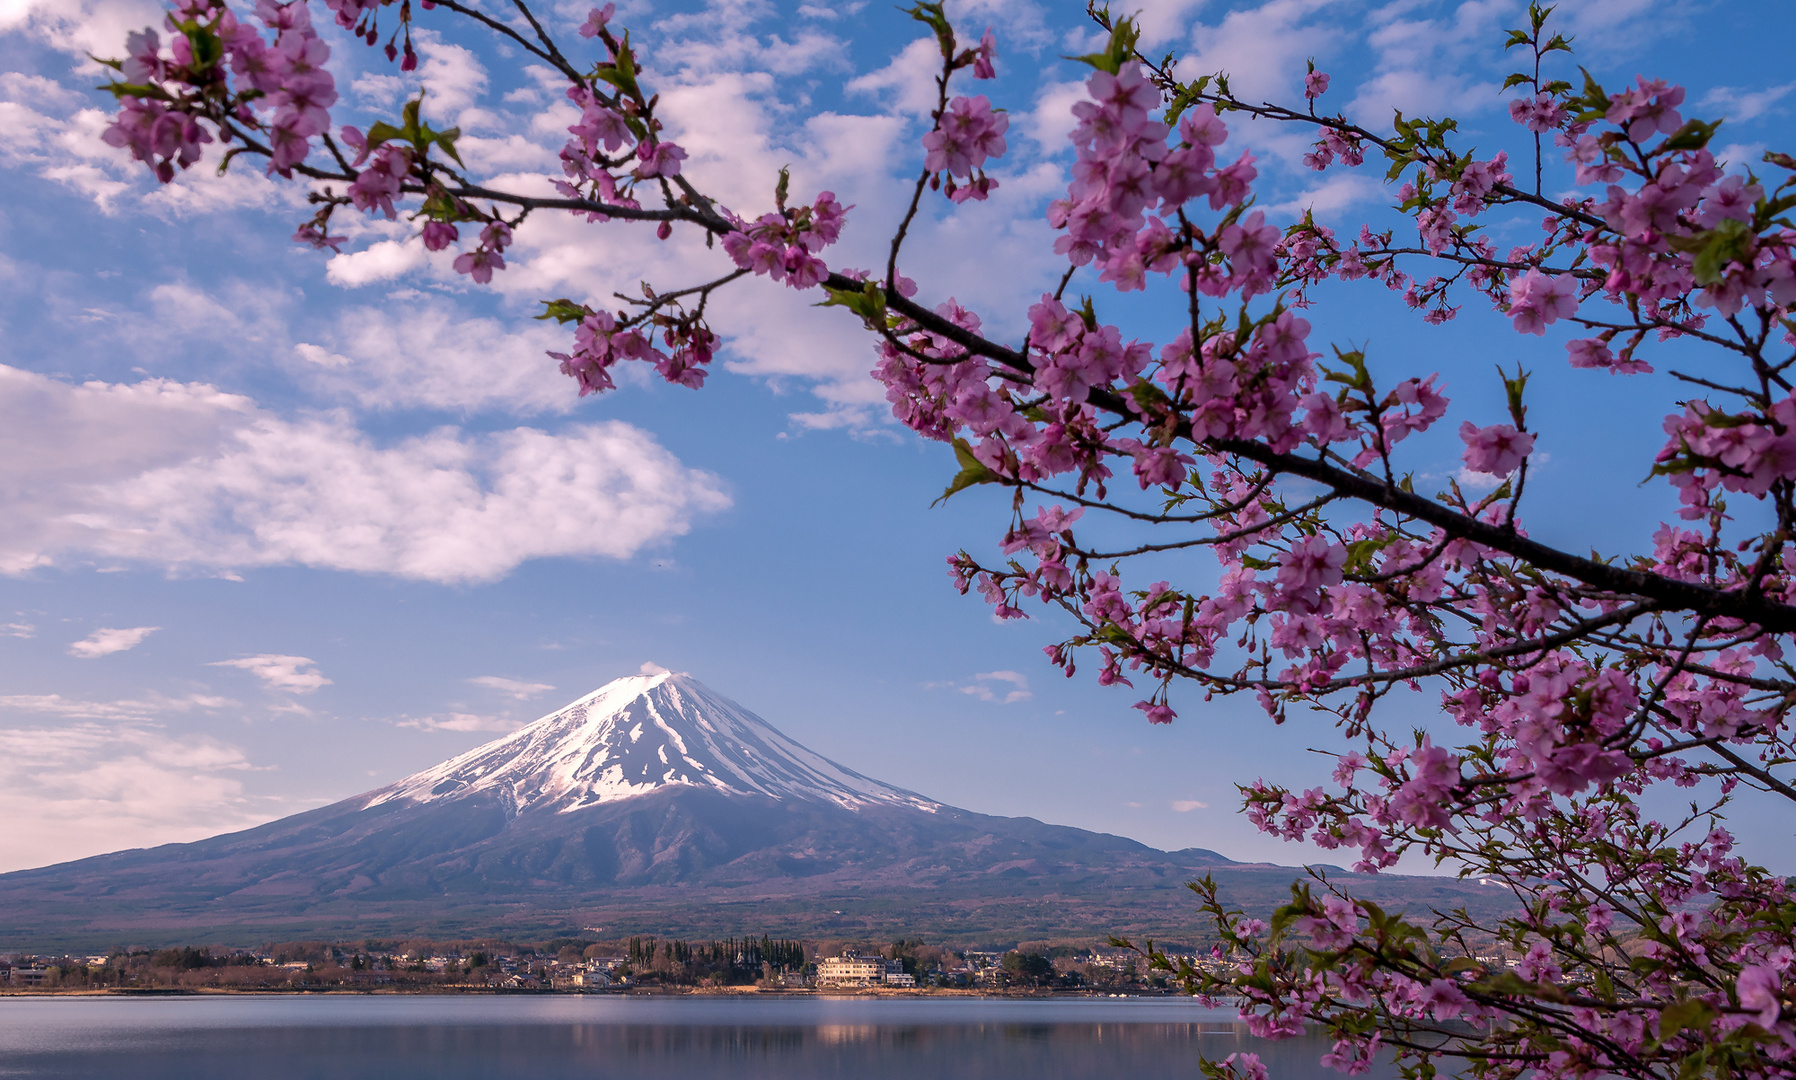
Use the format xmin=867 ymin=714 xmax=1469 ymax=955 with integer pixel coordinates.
xmin=0 ymin=672 xmax=1501 ymax=949
xmin=365 ymin=672 xmax=941 ymax=816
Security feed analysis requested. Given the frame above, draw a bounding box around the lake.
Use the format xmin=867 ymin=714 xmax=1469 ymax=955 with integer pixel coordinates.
xmin=0 ymin=994 xmax=1393 ymax=1078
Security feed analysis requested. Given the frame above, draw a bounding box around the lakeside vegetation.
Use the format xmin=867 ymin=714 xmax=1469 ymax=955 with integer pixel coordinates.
xmin=2 ymin=933 xmax=1195 ymax=994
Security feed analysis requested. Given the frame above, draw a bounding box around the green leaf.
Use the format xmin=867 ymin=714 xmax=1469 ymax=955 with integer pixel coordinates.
xmin=1128 ymin=379 xmax=1172 ymax=413
xmin=1690 ymin=218 xmax=1753 ymax=285
xmin=363 ymin=121 xmax=403 ymax=153
xmin=1501 ymin=73 xmax=1533 ymax=91
xmin=1658 ymin=998 xmax=1715 ymax=1038
xmin=816 ymin=280 xmax=887 ymax=328
xmin=182 ymin=25 xmax=223 ymax=69
xmin=613 ymin=32 xmax=639 ymax=93
xmin=97 ymin=81 xmax=172 ymax=101
xmin=934 ymin=437 xmax=1000 ymax=505
xmin=1076 ymin=295 xmax=1100 ymax=332
xmin=593 ymin=32 xmax=642 ymax=97
xmin=536 ymin=298 xmax=593 ymax=324
xmin=1163 ymin=75 xmax=1212 ymax=125
xmin=434 ymin=131 xmax=465 ymax=166
xmin=903 ymin=2 xmax=956 ymax=60
xmin=1341 ymin=536 xmax=1393 ymax=576
xmin=1501 ymin=364 xmax=1530 ymax=428
xmin=1577 ymin=67 xmax=1608 ymax=111
xmin=1067 ymin=16 xmax=1139 ymax=75
xmin=1659 ymin=118 xmax=1722 ymax=153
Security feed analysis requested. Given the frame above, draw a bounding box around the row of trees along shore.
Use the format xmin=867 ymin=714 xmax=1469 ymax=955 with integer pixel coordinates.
xmin=95 ymin=0 xmax=1796 ymax=1076
xmin=3 ymin=937 xmax=1186 ymax=992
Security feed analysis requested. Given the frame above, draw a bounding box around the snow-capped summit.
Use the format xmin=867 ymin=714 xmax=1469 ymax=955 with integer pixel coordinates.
xmin=363 ymin=671 xmax=939 ymax=816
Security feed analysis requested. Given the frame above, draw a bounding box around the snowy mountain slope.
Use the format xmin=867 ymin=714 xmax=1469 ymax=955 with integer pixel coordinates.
xmin=362 ymin=672 xmax=940 ymax=816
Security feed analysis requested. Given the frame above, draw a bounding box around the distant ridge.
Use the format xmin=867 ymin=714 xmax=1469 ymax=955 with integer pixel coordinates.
xmin=0 ymin=673 xmax=1511 ymax=950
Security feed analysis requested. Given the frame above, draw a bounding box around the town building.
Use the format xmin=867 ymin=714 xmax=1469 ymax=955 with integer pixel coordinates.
xmin=816 ymin=953 xmax=886 ymax=987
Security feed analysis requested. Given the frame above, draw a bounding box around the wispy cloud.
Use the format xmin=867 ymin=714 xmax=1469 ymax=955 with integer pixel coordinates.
xmin=209 ymin=654 xmax=331 ymax=694
xmin=468 ymin=675 xmax=556 ymax=700
xmin=68 ymin=625 xmax=159 ymax=658
xmin=395 ymin=713 xmax=524 ymax=733
xmin=1700 ymin=81 xmax=1796 ymax=124
xmin=956 ymin=669 xmax=1033 ymax=705
xmin=0 ymin=720 xmax=287 ymax=873
xmin=0 ymin=622 xmax=34 ymax=638
xmin=1172 ymin=799 xmax=1209 ymax=812
xmin=0 ymin=691 xmax=233 ymax=722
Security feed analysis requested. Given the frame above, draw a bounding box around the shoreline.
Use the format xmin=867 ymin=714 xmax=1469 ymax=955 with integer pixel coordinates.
xmin=0 ymin=985 xmax=1194 ymax=1000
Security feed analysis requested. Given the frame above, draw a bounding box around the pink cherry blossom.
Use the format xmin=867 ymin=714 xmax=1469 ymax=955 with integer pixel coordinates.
xmin=1459 ymin=421 xmax=1536 ymax=475
xmin=635 ymin=140 xmax=687 ymax=178
xmin=1737 ymin=964 xmax=1784 ymax=1030
xmin=1507 ymin=269 xmax=1579 ymax=334
xmin=973 ymin=28 xmax=997 ymax=79
xmin=922 ymin=95 xmax=1008 ymax=178
xmin=578 ymin=3 xmax=615 ymax=37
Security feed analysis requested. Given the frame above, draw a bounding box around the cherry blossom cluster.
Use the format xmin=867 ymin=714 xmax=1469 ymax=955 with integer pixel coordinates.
xmin=877 ymin=8 xmax=1794 ymax=1073
xmin=102 ymin=0 xmax=336 ymax=181
xmin=921 ymin=94 xmax=1007 ymax=202
xmin=721 ymin=190 xmax=849 ymax=290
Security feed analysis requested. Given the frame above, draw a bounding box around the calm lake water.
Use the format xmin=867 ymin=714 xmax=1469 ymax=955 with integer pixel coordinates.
xmin=0 ymin=995 xmax=1395 ymax=1079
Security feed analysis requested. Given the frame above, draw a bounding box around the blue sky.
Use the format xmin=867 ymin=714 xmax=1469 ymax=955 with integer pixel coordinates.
xmin=0 ymin=0 xmax=1791 ymax=876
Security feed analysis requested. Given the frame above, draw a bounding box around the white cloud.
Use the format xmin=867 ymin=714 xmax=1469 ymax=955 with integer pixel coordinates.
xmin=0 ymin=364 xmax=731 ymax=582
xmin=1712 ymin=142 xmax=1767 ymax=172
xmin=1172 ymin=799 xmax=1209 ymax=812
xmin=68 ymin=625 xmax=159 ymax=658
xmin=956 ymin=669 xmax=1033 ymax=704
xmin=1701 ymin=82 xmax=1796 ymax=124
xmin=1343 ymin=0 xmax=1508 ymax=126
xmin=298 ymin=300 xmax=578 ymax=415
xmin=1176 ymin=0 xmax=1338 ymax=105
xmin=326 ymin=237 xmax=431 ymax=287
xmin=293 ymin=343 xmax=354 ymax=369
xmin=395 ymin=712 xmax=523 ymax=733
xmin=468 ymin=675 xmax=557 ymax=699
xmin=209 ymin=654 xmax=332 ymax=694
xmin=0 ymin=622 xmax=33 ymax=638
xmin=0 ymin=720 xmax=283 ymax=873
xmin=1128 ymin=0 xmax=1210 ymax=49
xmin=413 ymin=31 xmax=490 ymax=125
xmin=1261 ymin=172 xmax=1387 ymax=219
xmin=845 ymin=37 xmax=942 ymax=118
xmin=0 ymin=691 xmax=233 ymax=721
xmin=0 ymin=0 xmax=162 ymax=60
xmin=1027 ymin=79 xmax=1089 ymax=153
xmin=1552 ymin=0 xmax=1693 ymax=54
xmin=639 ymin=661 xmax=672 ymax=675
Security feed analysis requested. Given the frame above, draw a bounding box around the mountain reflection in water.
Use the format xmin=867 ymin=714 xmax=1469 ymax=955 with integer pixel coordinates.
xmin=0 ymin=995 xmax=1399 ymax=1079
